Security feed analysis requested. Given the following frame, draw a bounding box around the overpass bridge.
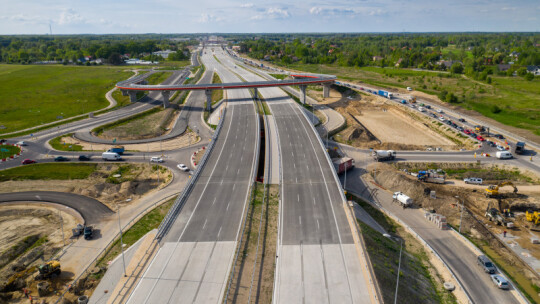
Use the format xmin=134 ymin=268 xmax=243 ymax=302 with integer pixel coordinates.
xmin=116 ymin=73 xmax=335 ymax=109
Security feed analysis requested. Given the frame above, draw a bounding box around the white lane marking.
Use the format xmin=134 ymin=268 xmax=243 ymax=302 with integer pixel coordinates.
xmin=217 ymin=226 xmax=222 ymax=238
xmin=212 ymin=198 xmax=217 ymax=205
xmin=226 ymin=202 xmax=230 ymax=211
xmin=317 ymin=219 xmax=320 ymax=230
xmin=233 ymin=184 xmax=236 ymax=191
xmin=294 ymin=163 xmax=296 ymax=169
xmin=299 ymin=216 xmax=302 ymax=225
xmin=313 ymin=198 xmax=316 ymax=205
xmin=203 ymin=219 xmax=208 ymax=229
xmin=297 ymin=194 xmax=300 ymax=202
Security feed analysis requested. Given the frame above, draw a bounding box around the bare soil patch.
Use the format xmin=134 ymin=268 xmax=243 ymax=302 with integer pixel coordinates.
xmin=99 ymin=108 xmax=178 ymax=141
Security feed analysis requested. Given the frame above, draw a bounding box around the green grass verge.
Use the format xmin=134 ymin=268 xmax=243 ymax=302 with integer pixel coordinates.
xmin=269 ymin=73 xmax=286 ymax=80
xmin=211 ymin=72 xmax=223 ymax=104
xmin=96 ymin=196 xmax=176 ymax=269
xmin=0 ymin=144 xmax=21 ymax=159
xmin=49 ymin=133 xmax=83 ymax=151
xmin=0 ymin=64 xmax=132 ymax=135
xmin=145 ymin=71 xmax=173 ymax=85
xmin=0 ymin=163 xmax=97 ymax=181
xmin=91 ymin=107 xmax=161 ymax=136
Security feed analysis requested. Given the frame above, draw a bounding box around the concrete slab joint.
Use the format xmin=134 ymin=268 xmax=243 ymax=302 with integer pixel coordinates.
xmin=205 ymin=89 xmax=212 ymax=111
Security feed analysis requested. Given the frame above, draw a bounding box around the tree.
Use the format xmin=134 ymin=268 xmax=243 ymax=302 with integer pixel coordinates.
xmin=516 ymin=67 xmax=528 ymax=77
xmin=524 ymin=73 xmax=534 ymax=81
xmin=108 ymin=53 xmax=122 ymax=65
xmin=450 ymin=63 xmax=463 ymax=74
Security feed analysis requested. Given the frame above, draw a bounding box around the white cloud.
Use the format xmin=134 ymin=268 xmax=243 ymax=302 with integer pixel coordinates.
xmin=198 ymin=13 xmax=222 ymax=23
xmin=501 ymin=7 xmax=516 ymax=11
xmin=58 ymin=9 xmax=85 ymax=25
xmin=250 ymin=7 xmax=290 ymax=20
xmin=240 ymin=3 xmax=254 ymax=8
xmin=310 ymin=7 xmax=323 ymax=15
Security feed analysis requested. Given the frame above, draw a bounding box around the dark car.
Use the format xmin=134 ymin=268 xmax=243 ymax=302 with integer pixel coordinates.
xmin=78 ymin=155 xmax=91 ymax=161
xmin=494 ymin=134 xmax=505 ymax=139
xmin=0 ymin=139 xmax=6 ymax=144
xmin=21 ymin=159 xmax=36 ymax=165
xmin=471 ymin=133 xmax=477 ymax=137
xmin=54 ymin=156 xmax=69 ymax=162
xmin=487 ymin=141 xmax=496 ymax=147
xmin=424 ymin=105 xmax=431 ymax=109
xmin=83 ymin=226 xmax=93 ymax=240
xmin=458 ymin=118 xmax=466 ymax=122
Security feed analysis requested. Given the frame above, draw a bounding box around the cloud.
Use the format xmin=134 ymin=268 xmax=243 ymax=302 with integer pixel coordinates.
xmin=58 ymin=9 xmax=85 ymax=25
xmin=501 ymin=7 xmax=516 ymax=11
xmin=308 ymin=6 xmax=361 ymax=17
xmin=198 ymin=13 xmax=222 ymax=23
xmin=250 ymin=7 xmax=290 ymax=20
xmin=1 ymin=14 xmax=48 ymax=24
xmin=240 ymin=3 xmax=254 ymax=8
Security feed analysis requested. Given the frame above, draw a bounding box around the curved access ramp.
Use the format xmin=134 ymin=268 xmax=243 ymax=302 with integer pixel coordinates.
xmin=0 ymin=191 xmax=113 ymax=224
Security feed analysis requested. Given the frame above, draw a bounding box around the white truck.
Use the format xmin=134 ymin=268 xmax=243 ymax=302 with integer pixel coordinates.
xmin=496 ymin=151 xmax=513 ymax=159
xmin=393 ymin=192 xmax=413 ymax=208
xmin=372 ymin=150 xmax=396 ymax=162
xmin=102 ymin=152 xmax=121 ymax=161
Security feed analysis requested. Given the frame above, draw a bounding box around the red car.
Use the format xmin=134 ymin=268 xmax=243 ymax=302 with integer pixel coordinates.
xmin=21 ymin=159 xmax=36 ymax=165
xmin=476 ymin=136 xmax=485 ymax=141
xmin=464 ymin=129 xmax=471 ymax=135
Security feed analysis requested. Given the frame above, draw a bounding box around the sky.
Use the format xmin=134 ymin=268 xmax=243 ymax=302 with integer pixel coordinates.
xmin=0 ymin=0 xmax=539 ymax=34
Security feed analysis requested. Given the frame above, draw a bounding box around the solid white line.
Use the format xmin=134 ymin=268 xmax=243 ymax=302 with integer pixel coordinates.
xmin=203 ymin=219 xmax=208 ymax=229
xmin=212 ymin=198 xmax=217 ymax=205
xmin=226 ymin=202 xmax=230 ymax=211
xmin=317 ymin=219 xmax=320 ymax=230
xmin=217 ymin=226 xmax=222 ymax=239
xmin=299 ymin=216 xmax=302 ymax=225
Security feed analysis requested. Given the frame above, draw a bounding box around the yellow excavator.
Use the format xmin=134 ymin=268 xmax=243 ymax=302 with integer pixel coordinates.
xmin=485 ymin=181 xmax=518 ymax=198
xmin=526 ymin=210 xmax=540 ymax=225
xmin=35 ymin=260 xmax=61 ymax=280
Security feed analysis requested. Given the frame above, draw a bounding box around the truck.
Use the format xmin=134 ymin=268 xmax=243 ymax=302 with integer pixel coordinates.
xmin=408 ymin=96 xmax=417 ymax=103
xmin=392 ymin=192 xmax=413 ymax=208
xmin=515 ymin=142 xmax=525 ymax=155
xmin=332 ymin=157 xmax=354 ymax=175
xmin=496 ymin=151 xmax=513 ymax=159
xmin=417 ymin=170 xmax=445 ymax=184
xmin=108 ymin=145 xmax=125 ymax=155
xmin=377 ymin=90 xmax=393 ymax=99
xmin=102 ymin=152 xmax=122 ymax=161
xmin=372 ymin=150 xmax=396 ymax=162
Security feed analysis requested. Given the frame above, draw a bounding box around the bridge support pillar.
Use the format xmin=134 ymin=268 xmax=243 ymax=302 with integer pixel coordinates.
xmin=299 ymin=85 xmax=307 ymax=104
xmin=121 ymin=90 xmax=128 ymax=96
xmin=128 ymin=91 xmax=138 ymax=103
xmin=205 ymin=89 xmax=212 ymax=111
xmin=253 ymin=88 xmax=258 ymax=100
xmin=161 ymin=91 xmax=171 ymax=108
xmin=323 ymin=83 xmax=331 ymax=98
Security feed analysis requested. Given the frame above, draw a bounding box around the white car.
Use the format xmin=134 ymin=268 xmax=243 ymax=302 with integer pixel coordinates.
xmin=491 ymin=274 xmax=509 ymax=289
xmin=436 ymin=109 xmax=444 ymax=113
xmin=439 ymin=116 xmax=446 ymax=122
xmin=496 ymin=145 xmax=506 ymax=151
xmin=150 ymin=156 xmax=164 ymax=163
xmin=464 ymin=177 xmax=483 ymax=185
xmin=407 ymin=87 xmax=413 ymax=91
xmin=16 ymin=141 xmax=27 ymax=146
xmin=177 ymin=164 xmax=189 ymax=171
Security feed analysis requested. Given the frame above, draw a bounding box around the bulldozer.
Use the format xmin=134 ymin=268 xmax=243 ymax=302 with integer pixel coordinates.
xmin=35 ymin=260 xmax=61 ymax=280
xmin=485 ymin=181 xmax=518 ymax=198
xmin=526 ymin=210 xmax=540 ymax=225
xmin=485 ymin=203 xmax=507 ymax=226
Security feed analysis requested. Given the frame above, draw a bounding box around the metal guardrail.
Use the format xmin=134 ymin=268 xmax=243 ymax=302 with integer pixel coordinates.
xmin=156 ymin=106 xmax=226 ymax=239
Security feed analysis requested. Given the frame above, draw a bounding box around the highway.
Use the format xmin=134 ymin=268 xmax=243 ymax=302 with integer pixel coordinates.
xmin=214 ymin=49 xmax=378 ymax=303
xmin=125 ymin=48 xmax=259 ymax=304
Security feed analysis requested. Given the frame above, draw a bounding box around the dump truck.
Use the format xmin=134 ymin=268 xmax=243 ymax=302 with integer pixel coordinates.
xmin=378 ymin=90 xmax=393 ymax=99
xmin=417 ymin=170 xmax=445 ymax=184
xmin=408 ymin=96 xmax=416 ymax=103
xmin=485 ymin=181 xmax=518 ymax=198
xmin=35 ymin=261 xmax=61 ymax=280
xmin=332 ymin=157 xmax=354 ymax=175
xmin=372 ymin=150 xmax=396 ymax=162
xmin=392 ymin=192 xmax=412 ymax=208
xmin=515 ymin=142 xmax=525 ymax=155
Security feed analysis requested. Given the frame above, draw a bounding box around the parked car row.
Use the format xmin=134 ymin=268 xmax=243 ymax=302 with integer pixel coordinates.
xmin=477 ymin=255 xmax=510 ymax=290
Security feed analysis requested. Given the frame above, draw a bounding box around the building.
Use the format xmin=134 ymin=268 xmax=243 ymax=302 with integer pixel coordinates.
xmin=526 ymin=65 xmax=540 ymax=75
xmin=152 ymin=50 xmax=175 ymax=59
xmin=497 ymin=64 xmax=511 ymax=72
xmin=232 ymin=45 xmax=241 ymax=51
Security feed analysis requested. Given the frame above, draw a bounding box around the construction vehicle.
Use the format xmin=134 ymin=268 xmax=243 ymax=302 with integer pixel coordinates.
xmin=485 ymin=181 xmax=518 ymax=198
xmin=485 ymin=205 xmax=507 ymax=226
xmin=332 ymin=157 xmax=354 ymax=175
xmin=408 ymin=96 xmax=416 ymax=103
xmin=515 ymin=142 xmax=525 ymax=155
xmin=475 ymin=125 xmax=487 ymax=134
xmin=372 ymin=150 xmax=396 ymax=161
xmin=35 ymin=261 xmax=61 ymax=280
xmin=526 ymin=210 xmax=540 ymax=225
xmin=392 ymin=192 xmax=412 ymax=208
xmin=417 ymin=170 xmax=445 ymax=184
xmin=378 ymin=90 xmax=393 ymax=99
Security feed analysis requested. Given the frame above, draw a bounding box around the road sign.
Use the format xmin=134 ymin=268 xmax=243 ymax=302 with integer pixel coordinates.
xmin=113 ymin=138 xmax=117 ymax=143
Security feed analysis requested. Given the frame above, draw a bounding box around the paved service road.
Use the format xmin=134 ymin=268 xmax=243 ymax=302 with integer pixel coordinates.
xmin=126 ymin=47 xmax=259 ymax=304
xmin=0 ymin=191 xmax=113 ymax=224
xmin=217 ymin=51 xmax=377 ymax=303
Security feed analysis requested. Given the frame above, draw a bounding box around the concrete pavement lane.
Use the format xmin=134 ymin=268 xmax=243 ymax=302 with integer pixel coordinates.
xmin=126 ymin=48 xmax=259 ymax=304
xmin=216 ymin=51 xmax=377 ymax=303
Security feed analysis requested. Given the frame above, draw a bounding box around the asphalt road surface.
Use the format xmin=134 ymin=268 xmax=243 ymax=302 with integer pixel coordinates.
xmin=0 ymin=191 xmax=112 ymax=224
xmin=216 ymin=50 xmax=377 ymax=303
xmin=126 ymin=47 xmax=259 ymax=304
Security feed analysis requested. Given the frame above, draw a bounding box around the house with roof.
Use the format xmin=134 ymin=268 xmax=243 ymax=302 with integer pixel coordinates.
xmin=526 ymin=65 xmax=540 ymax=75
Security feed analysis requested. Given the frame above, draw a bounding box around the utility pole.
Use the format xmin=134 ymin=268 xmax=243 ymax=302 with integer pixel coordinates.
xmin=117 ymin=206 xmax=127 ymax=277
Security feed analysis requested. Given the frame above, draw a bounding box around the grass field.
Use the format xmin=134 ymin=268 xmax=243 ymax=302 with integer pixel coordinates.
xmin=0 ymin=145 xmax=21 ymax=159
xmin=49 ymin=133 xmax=83 ymax=151
xmin=0 ymin=65 xmax=132 ymax=134
xmin=0 ymin=163 xmax=97 ymax=181
xmin=281 ymin=62 xmax=540 ymax=136
xmin=212 ymin=71 xmax=223 ymax=104
xmin=145 ymin=71 xmax=173 ymax=85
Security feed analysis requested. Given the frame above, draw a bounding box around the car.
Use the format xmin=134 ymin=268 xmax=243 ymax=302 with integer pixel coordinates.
xmin=16 ymin=141 xmax=27 ymax=146
xmin=401 ymin=99 xmax=407 ymax=104
xmin=436 ymin=109 xmax=444 ymax=113
xmin=476 ymin=136 xmax=485 ymax=141
xmin=493 ymin=134 xmax=505 ymax=139
xmin=424 ymin=105 xmax=431 ymax=109
xmin=477 ymin=255 xmax=496 ymax=274
xmin=78 ymin=155 xmax=90 ymax=161
xmin=410 ymin=104 xmax=416 ymax=108
xmin=150 ymin=156 xmax=164 ymax=163
xmin=54 ymin=156 xmax=70 ymax=162
xmin=458 ymin=118 xmax=466 ymax=122
xmin=464 ymin=177 xmax=483 ymax=185
xmin=487 ymin=141 xmax=496 ymax=147
xmin=359 ymin=87 xmax=364 ymax=90
xmin=457 ymin=127 xmax=464 ymax=132
xmin=407 ymin=87 xmax=413 ymax=91
xmin=470 ymin=133 xmax=477 ymax=138
xmin=430 ymin=113 xmax=437 ymax=118
xmin=0 ymin=139 xmax=6 ymax=144
xmin=446 ymin=120 xmax=452 ymax=125
xmin=491 ymin=275 xmax=509 ymax=289
xmin=464 ymin=129 xmax=471 ymax=135
xmin=496 ymin=145 xmax=506 ymax=151
xmin=177 ymin=164 xmax=189 ymax=172
xmin=451 ymin=123 xmax=458 ymax=128
xmin=439 ymin=116 xmax=446 ymax=122
xmin=21 ymin=159 xmax=36 ymax=165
